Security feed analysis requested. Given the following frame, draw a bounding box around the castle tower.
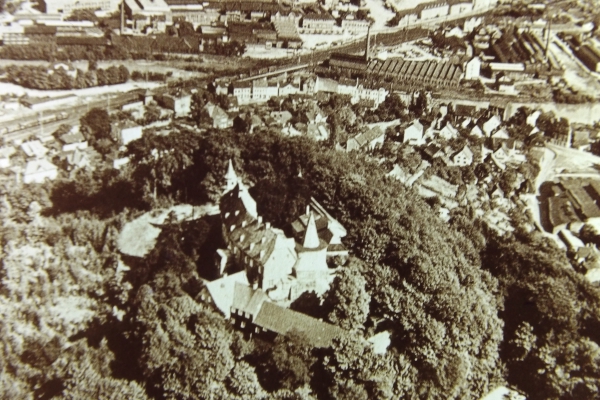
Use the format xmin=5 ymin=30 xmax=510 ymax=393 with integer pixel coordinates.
xmin=303 ymin=213 xmax=321 ymax=249
xmin=224 ymin=159 xmax=238 ymax=193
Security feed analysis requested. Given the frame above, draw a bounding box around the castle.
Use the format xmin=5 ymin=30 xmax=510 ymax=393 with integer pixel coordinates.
xmin=216 ymin=160 xmax=344 ymax=302
xmin=203 ymin=161 xmax=346 ymax=347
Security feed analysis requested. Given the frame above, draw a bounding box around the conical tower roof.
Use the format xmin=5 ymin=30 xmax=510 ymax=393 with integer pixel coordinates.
xmin=225 ymin=159 xmax=237 ymax=181
xmin=303 ymin=213 xmax=320 ymax=249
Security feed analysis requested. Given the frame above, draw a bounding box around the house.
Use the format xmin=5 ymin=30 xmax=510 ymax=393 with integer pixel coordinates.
xmin=112 ymin=121 xmax=143 ymax=145
xmin=470 ymin=125 xmax=484 ymax=137
xmin=66 ymin=148 xmax=91 ymax=170
xmin=305 ymin=108 xmax=327 ymax=124
xmin=270 ymin=110 xmax=293 ymax=126
xmin=23 ymin=158 xmax=58 ymax=184
xmin=302 ymin=13 xmax=335 ymax=31
xmin=21 ymin=140 xmax=49 ymax=159
xmin=527 ymin=110 xmax=541 ymax=127
xmin=491 ymin=128 xmax=510 ymax=140
xmin=156 ymin=92 xmax=192 ymax=118
xmin=483 ymin=115 xmax=502 ymax=136
xmin=403 ymin=120 xmax=424 ymax=145
xmin=204 ymin=102 xmax=233 ymax=129
xmin=232 ymin=81 xmax=253 ymax=104
xmin=346 ymin=126 xmax=385 ymax=152
xmin=452 ymin=146 xmax=474 ymax=166
xmin=423 ymin=143 xmax=444 ymax=161
xmin=279 ymin=82 xmax=300 ymax=96
xmin=211 ymin=106 xmax=233 ymax=129
xmin=252 ymin=80 xmax=279 ymax=101
xmin=59 ymin=131 xmax=88 ymax=152
xmin=0 ymin=147 xmax=16 ymax=168
xmin=464 ymin=57 xmax=481 ymax=80
xmin=438 ymin=122 xmax=459 ymax=140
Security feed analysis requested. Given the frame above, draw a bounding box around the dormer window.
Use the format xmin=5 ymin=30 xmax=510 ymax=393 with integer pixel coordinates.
xmin=240 ymin=234 xmax=245 ymax=242
xmin=230 ymin=225 xmax=235 ymax=232
xmin=235 ymin=210 xmax=240 ymax=216
xmin=225 ymin=212 xmax=230 ymax=218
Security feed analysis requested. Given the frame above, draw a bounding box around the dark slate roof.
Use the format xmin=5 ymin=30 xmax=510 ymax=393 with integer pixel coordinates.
xmin=303 ymin=13 xmax=334 ymax=21
xmin=56 ymin=36 xmax=109 ymax=46
xmin=253 ymin=301 xmax=343 ymax=348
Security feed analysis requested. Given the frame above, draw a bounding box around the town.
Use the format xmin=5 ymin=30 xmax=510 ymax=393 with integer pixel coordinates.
xmin=1 ymin=0 xmax=600 ymax=399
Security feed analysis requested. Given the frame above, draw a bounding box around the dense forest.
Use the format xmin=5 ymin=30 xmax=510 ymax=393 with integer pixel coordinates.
xmin=1 ymin=128 xmax=599 ymax=399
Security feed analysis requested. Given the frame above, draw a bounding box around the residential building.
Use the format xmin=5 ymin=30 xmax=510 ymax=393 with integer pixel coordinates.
xmin=346 ymin=126 xmax=385 ymax=152
xmin=483 ymin=115 xmax=502 ymax=137
xmin=252 ymin=80 xmax=279 ymax=101
xmin=23 ymin=159 xmax=58 ymax=184
xmin=21 ymin=141 xmax=49 ymax=159
xmin=452 ymin=146 xmax=474 ymax=166
xmin=204 ymin=102 xmax=233 ymax=129
xmin=464 ymin=57 xmax=481 ymax=80
xmin=66 ymin=148 xmax=91 ymax=170
xmin=438 ymin=122 xmax=459 ymax=140
xmin=302 ymin=13 xmax=335 ymax=31
xmin=450 ymin=2 xmax=473 ymax=15
xmin=270 ymin=111 xmax=293 ymax=126
xmin=420 ymin=2 xmax=449 ymax=20
xmin=231 ymin=81 xmax=253 ymax=104
xmin=404 ymin=120 xmax=424 ymax=145
xmin=0 ymin=147 xmax=16 ymax=169
xmin=112 ymin=121 xmax=143 ymax=145
xmin=41 ymin=0 xmax=120 ymax=14
xmin=59 ymin=131 xmax=88 ymax=152
xmin=279 ymin=82 xmax=300 ymax=96
xmin=156 ymin=92 xmax=192 ymax=118
xmin=341 ymin=17 xmax=370 ymax=34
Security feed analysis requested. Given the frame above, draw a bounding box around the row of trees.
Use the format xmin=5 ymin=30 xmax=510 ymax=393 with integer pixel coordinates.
xmin=4 ymin=64 xmax=129 ymax=90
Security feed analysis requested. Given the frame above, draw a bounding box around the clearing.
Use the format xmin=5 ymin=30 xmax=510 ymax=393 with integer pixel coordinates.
xmin=118 ymin=204 xmax=219 ymax=258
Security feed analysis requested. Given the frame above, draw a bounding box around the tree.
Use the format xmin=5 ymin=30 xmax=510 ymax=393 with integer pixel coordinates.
xmin=80 ymin=108 xmax=112 ymax=143
xmin=323 ymin=259 xmax=370 ymax=331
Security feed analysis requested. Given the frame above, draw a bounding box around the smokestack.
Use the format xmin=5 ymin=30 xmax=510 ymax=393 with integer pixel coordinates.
xmin=365 ymin=25 xmax=371 ymax=61
xmin=120 ymin=0 xmax=125 ymax=35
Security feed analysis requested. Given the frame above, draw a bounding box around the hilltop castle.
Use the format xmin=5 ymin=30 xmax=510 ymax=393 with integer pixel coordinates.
xmin=216 ymin=160 xmax=345 ymax=302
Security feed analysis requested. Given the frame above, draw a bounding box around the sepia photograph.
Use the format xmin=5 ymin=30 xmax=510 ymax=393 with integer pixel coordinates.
xmin=0 ymin=0 xmax=599 ymax=398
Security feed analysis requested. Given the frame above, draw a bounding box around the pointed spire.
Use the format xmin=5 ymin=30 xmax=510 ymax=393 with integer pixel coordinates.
xmin=303 ymin=213 xmax=320 ymax=249
xmin=224 ymin=159 xmax=238 ymax=193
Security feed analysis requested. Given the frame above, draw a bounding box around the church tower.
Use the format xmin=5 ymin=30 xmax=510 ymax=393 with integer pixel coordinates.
xmin=224 ymin=159 xmax=238 ymax=194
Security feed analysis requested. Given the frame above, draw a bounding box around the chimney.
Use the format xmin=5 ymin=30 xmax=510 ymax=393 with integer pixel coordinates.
xmin=261 ymin=237 xmax=266 ymax=244
xmin=257 ymin=216 xmax=263 ymax=225
xmin=266 ymin=222 xmax=271 ymax=229
xmin=242 ymin=220 xmax=247 ymax=228
xmin=250 ymin=242 xmax=255 ymax=251
xmin=120 ymin=0 xmax=124 ymax=35
xmin=365 ymin=24 xmax=371 ymax=61
xmin=252 ymin=282 xmax=258 ymax=290
xmin=306 ymin=205 xmax=310 ymax=216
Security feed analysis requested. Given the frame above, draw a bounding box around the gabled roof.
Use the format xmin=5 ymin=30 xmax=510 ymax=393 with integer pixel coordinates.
xmin=60 ymin=131 xmax=86 ymax=144
xmin=24 ymin=158 xmax=56 ymax=175
xmin=253 ymin=301 xmax=343 ymax=348
xmin=304 ymin=13 xmax=334 ymax=21
xmin=21 ymin=140 xmax=48 ymax=158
